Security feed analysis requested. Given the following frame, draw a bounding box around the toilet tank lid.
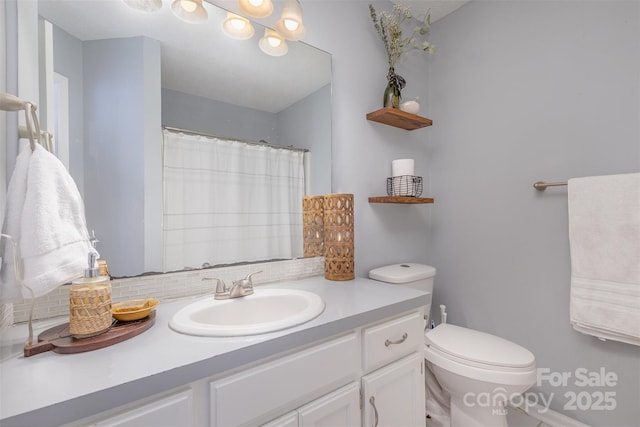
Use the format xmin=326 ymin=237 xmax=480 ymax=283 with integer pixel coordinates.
xmin=369 ymin=263 xmax=436 ymax=284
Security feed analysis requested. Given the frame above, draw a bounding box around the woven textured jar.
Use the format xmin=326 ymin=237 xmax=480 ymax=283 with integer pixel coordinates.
xmin=69 ymin=279 xmax=112 ymax=338
xmin=302 ymin=195 xmax=324 ymax=258
xmin=323 ymin=194 xmax=354 ymax=281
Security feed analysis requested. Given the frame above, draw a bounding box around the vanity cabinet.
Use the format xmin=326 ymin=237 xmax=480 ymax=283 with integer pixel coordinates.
xmin=61 ymin=310 xmax=425 ymax=427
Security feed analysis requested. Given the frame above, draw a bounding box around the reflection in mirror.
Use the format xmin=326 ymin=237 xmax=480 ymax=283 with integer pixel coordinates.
xmin=161 ymin=128 xmax=306 ymax=271
xmin=35 ymin=0 xmax=331 ymax=277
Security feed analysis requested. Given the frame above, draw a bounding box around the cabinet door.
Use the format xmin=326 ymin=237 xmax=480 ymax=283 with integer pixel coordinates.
xmin=362 ymin=353 xmax=425 ymax=427
xmin=298 ymin=383 xmax=361 ymax=427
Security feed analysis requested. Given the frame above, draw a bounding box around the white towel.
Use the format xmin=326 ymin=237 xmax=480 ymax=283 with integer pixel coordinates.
xmin=0 ymin=144 xmax=92 ymax=301
xmin=0 ymin=142 xmax=32 ymax=301
xmin=568 ymin=173 xmax=640 ymax=346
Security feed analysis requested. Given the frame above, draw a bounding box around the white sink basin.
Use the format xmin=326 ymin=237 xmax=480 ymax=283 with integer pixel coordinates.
xmin=169 ymin=288 xmax=325 ymax=337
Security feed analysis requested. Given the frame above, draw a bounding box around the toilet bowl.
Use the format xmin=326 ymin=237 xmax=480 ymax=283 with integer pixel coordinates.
xmin=369 ymin=264 xmax=537 ymax=427
xmin=425 ymin=323 xmax=536 ymax=427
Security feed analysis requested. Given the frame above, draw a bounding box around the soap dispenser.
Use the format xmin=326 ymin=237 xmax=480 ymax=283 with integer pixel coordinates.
xmin=89 ymin=230 xmax=111 ymax=279
xmin=68 ymin=251 xmax=112 ymax=338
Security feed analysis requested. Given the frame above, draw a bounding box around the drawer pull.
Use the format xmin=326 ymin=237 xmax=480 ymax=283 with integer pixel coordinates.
xmin=384 ymin=332 xmax=408 ymax=347
xmin=369 ymin=396 xmax=379 ymax=427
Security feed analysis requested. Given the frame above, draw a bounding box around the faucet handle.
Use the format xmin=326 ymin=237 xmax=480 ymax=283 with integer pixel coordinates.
xmin=203 ymin=277 xmax=227 ymax=294
xmin=244 ymin=271 xmax=263 ymax=286
xmin=232 ymin=271 xmax=262 ymax=292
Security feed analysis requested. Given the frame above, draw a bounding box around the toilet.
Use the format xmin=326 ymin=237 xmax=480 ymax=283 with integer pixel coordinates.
xmin=369 ymin=263 xmax=537 ymax=427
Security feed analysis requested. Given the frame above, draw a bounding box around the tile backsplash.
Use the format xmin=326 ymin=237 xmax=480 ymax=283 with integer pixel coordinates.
xmin=1 ymin=257 xmax=324 ymax=328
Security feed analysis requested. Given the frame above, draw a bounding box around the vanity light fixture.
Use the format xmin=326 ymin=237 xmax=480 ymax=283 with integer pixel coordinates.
xmin=275 ymin=0 xmax=305 ymax=40
xmin=222 ymin=12 xmax=255 ymax=40
xmin=123 ymin=0 xmax=162 ymax=12
xmin=258 ymin=28 xmax=288 ymax=56
xmin=171 ymin=0 xmax=208 ymax=23
xmin=238 ymin=0 xmax=273 ymax=19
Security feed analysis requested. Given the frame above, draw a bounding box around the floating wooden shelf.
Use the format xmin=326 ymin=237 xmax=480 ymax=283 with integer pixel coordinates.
xmin=368 ymin=196 xmax=434 ymax=204
xmin=366 ymin=107 xmax=433 ymax=130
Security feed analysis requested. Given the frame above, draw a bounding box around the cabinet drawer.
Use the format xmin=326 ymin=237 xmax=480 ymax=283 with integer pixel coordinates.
xmin=362 ymin=311 xmax=424 ymax=372
xmin=211 ymin=332 xmax=359 ymax=427
xmin=90 ymin=389 xmax=194 ymax=427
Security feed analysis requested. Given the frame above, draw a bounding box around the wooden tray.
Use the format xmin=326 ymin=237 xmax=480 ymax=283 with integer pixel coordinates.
xmin=24 ymin=311 xmax=156 ymax=357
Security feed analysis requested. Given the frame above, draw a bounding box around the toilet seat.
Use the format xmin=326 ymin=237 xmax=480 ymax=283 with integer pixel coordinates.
xmin=424 ymin=324 xmax=536 ymax=385
xmin=426 ymin=324 xmax=535 ymax=368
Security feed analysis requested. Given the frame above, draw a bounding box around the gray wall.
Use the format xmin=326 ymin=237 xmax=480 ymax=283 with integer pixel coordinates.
xmin=47 ymin=28 xmax=163 ymax=275
xmin=425 ymin=1 xmax=639 ymax=426
xmin=162 ymin=87 xmax=279 ymax=142
xmin=83 ymin=37 xmax=162 ymax=277
xmin=278 ymin=84 xmax=331 ymax=196
xmin=303 ymin=1 xmax=639 ymax=426
xmin=50 ymin=23 xmax=84 ymax=195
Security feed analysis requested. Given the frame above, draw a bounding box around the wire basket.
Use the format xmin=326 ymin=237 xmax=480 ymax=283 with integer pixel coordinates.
xmin=387 ymin=175 xmax=423 ymax=197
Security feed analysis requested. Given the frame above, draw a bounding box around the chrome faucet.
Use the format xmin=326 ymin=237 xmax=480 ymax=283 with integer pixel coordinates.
xmin=205 ymin=271 xmax=263 ymax=300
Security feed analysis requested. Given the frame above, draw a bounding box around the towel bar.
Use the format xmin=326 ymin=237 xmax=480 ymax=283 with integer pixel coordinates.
xmin=1 ymin=92 xmax=42 ymax=151
xmin=533 ymin=181 xmax=568 ymax=191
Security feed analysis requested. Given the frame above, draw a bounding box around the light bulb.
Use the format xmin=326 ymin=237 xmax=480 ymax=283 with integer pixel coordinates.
xmin=267 ymin=36 xmax=281 ymax=47
xmin=171 ymin=0 xmax=207 ymax=23
xmin=181 ymin=0 xmax=196 ymax=12
xmin=231 ymin=18 xmax=246 ymax=30
xmin=259 ymin=28 xmax=288 ymax=56
xmin=238 ymin=0 xmax=273 ymax=19
xmin=275 ymin=0 xmax=305 ymax=40
xmin=283 ymin=18 xmax=299 ymax=31
xmin=222 ymin=12 xmax=254 ymax=39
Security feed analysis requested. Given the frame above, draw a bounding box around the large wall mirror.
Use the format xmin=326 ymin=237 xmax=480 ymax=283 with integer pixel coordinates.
xmin=33 ymin=0 xmax=332 ymax=277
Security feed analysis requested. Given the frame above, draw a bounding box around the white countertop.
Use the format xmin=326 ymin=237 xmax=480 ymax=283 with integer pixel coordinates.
xmin=0 ymin=276 xmax=428 ymax=426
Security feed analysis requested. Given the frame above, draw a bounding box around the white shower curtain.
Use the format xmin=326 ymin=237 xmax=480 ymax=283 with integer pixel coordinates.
xmin=162 ymin=129 xmax=304 ymax=271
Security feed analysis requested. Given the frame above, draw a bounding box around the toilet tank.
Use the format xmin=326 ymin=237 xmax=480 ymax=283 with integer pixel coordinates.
xmin=368 ymin=263 xmax=436 ymax=324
